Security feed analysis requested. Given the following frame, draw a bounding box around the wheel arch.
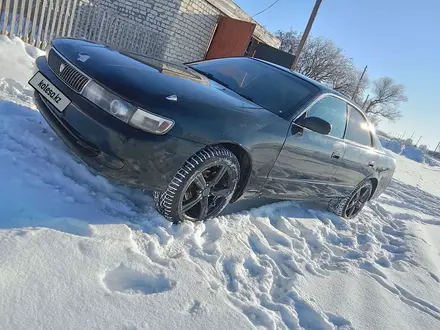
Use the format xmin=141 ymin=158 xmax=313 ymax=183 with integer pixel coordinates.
xmin=215 ymin=142 xmax=253 ymax=202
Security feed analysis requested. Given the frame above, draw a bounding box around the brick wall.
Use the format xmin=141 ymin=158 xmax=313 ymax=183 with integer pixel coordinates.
xmin=161 ymin=0 xmax=219 ymax=62
xmin=90 ymin=0 xmax=219 ymax=62
xmin=76 ymin=0 xmax=278 ymax=62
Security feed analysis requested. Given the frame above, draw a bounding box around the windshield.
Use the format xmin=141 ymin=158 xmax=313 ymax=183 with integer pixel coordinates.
xmin=190 ymin=58 xmax=319 ymax=116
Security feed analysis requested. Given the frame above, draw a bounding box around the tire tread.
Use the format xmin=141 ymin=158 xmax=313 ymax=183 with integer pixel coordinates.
xmin=155 ymin=146 xmax=239 ymax=221
xmin=329 ymin=180 xmax=373 ymax=219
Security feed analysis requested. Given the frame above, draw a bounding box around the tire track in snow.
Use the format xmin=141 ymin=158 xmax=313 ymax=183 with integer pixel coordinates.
xmin=208 ymin=179 xmax=440 ymax=328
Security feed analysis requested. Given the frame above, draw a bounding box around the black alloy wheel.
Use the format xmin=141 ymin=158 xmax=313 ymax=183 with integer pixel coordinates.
xmin=179 ymin=165 xmax=235 ymax=221
xmin=344 ymin=185 xmax=371 ymax=218
xmin=154 ymin=146 xmax=240 ymax=223
xmin=329 ymin=180 xmax=373 ymax=219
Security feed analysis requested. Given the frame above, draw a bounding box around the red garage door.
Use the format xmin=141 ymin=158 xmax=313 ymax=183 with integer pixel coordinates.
xmin=206 ymin=16 xmax=256 ymax=60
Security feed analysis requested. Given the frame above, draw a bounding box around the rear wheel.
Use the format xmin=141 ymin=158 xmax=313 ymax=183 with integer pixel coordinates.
xmin=154 ymin=146 xmax=240 ymax=223
xmin=329 ymin=180 xmax=373 ymax=219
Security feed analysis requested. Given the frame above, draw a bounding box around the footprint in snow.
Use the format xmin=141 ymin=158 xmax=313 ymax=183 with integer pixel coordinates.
xmin=326 ymin=312 xmax=354 ymax=330
xmin=187 ymin=300 xmax=208 ymax=316
xmin=375 ymin=256 xmax=392 ymax=268
xmin=103 ymin=263 xmax=175 ymax=295
xmin=429 ymin=272 xmax=440 ymax=283
xmin=392 ymin=260 xmax=409 ymax=272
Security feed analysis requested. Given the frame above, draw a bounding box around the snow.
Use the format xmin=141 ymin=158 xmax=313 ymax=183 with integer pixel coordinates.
xmin=1 ymin=36 xmax=440 ymax=329
xmin=380 ymin=137 xmax=403 ymax=154
xmin=379 ymin=136 xmax=440 ymax=167
xmin=401 ymin=145 xmax=425 ymax=163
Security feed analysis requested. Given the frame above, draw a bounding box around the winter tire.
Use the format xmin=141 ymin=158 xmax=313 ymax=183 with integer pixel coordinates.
xmin=154 ymin=146 xmax=240 ymax=223
xmin=329 ymin=180 xmax=373 ymax=219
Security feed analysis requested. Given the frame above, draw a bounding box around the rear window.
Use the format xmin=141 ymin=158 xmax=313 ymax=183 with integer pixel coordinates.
xmin=190 ymin=58 xmax=319 ymax=117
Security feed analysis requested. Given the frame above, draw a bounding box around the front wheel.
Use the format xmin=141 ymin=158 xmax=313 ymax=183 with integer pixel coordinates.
xmin=154 ymin=146 xmax=240 ymax=223
xmin=329 ymin=180 xmax=373 ymax=219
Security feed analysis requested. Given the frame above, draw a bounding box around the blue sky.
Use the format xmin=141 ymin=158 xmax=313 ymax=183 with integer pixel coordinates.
xmin=234 ymin=0 xmax=439 ymax=148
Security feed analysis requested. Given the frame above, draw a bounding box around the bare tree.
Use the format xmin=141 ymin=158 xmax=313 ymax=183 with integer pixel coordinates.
xmin=276 ymin=30 xmax=300 ymax=54
xmin=276 ymin=30 xmax=407 ymax=122
xmin=275 ymin=30 xmax=369 ymax=100
xmin=331 ymin=66 xmax=369 ymax=101
xmin=404 ymin=138 xmax=414 ymax=147
xmin=364 ymin=77 xmax=408 ymax=121
xmin=367 ymin=114 xmax=382 ymax=127
xmin=419 ymin=144 xmax=428 ymax=151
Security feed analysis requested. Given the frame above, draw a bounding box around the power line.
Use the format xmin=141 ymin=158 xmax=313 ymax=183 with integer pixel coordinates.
xmin=252 ymin=0 xmax=282 ymax=18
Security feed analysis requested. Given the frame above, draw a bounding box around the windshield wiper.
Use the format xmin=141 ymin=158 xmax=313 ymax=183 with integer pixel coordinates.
xmin=190 ymin=68 xmax=257 ymax=104
xmin=234 ymin=93 xmax=256 ymax=103
xmin=204 ymin=73 xmax=232 ymax=90
xmin=190 ymin=68 xmax=231 ymax=89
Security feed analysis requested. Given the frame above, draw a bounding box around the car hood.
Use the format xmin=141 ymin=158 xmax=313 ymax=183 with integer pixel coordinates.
xmin=52 ymin=39 xmax=263 ymax=113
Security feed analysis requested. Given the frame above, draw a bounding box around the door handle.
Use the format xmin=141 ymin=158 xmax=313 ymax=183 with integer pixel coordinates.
xmin=331 ymin=152 xmax=341 ymax=160
xmin=368 ymin=161 xmax=375 ymax=167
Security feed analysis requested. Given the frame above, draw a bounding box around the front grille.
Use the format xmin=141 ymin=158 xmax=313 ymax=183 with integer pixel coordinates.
xmin=48 ymin=50 xmax=90 ymax=93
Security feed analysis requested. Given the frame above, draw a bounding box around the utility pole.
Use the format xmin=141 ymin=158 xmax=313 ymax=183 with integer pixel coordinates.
xmin=352 ymin=65 xmax=368 ymax=100
xmin=291 ymin=0 xmax=323 ymax=70
xmin=362 ymin=94 xmax=370 ymax=109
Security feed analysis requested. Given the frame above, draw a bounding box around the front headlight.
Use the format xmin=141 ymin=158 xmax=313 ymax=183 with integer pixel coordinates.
xmin=83 ymin=81 xmax=174 ymax=134
xmin=82 ymin=81 xmax=136 ymax=122
xmin=129 ymin=109 xmax=174 ymax=135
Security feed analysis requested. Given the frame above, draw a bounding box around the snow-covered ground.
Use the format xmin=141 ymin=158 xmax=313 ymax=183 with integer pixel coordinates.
xmin=379 ymin=136 xmax=440 ymax=167
xmin=1 ymin=36 xmax=440 ymax=330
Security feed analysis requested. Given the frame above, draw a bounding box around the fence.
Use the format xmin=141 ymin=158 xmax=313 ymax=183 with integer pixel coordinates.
xmin=0 ymin=0 xmax=164 ymax=57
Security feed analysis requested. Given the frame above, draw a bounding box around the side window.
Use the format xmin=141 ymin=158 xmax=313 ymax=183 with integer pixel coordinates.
xmin=303 ymin=96 xmax=348 ymax=138
xmin=345 ymin=106 xmax=372 ymax=146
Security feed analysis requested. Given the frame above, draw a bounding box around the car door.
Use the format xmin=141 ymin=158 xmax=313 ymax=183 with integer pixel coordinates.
xmin=333 ymin=105 xmax=377 ymax=194
xmin=264 ymin=95 xmax=348 ymax=199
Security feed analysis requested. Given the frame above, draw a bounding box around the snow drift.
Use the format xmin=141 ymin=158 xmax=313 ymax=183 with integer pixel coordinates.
xmin=1 ymin=36 xmax=440 ymax=330
xmin=380 ymin=137 xmax=403 ymax=154
xmin=380 ymin=136 xmax=439 ymax=167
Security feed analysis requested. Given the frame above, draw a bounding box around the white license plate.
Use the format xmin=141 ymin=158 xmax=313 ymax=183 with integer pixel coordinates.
xmin=29 ymin=72 xmax=71 ymax=112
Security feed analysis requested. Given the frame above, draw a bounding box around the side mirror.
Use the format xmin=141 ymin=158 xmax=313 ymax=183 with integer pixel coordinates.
xmin=298 ymin=116 xmax=332 ymax=135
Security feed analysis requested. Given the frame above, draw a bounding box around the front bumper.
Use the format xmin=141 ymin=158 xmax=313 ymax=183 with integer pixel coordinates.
xmin=33 ymin=56 xmax=204 ymax=191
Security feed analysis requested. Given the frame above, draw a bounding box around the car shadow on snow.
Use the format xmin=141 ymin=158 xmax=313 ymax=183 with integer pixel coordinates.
xmin=221 ymin=197 xmax=284 ymax=216
xmin=221 ymin=196 xmax=327 ymax=219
